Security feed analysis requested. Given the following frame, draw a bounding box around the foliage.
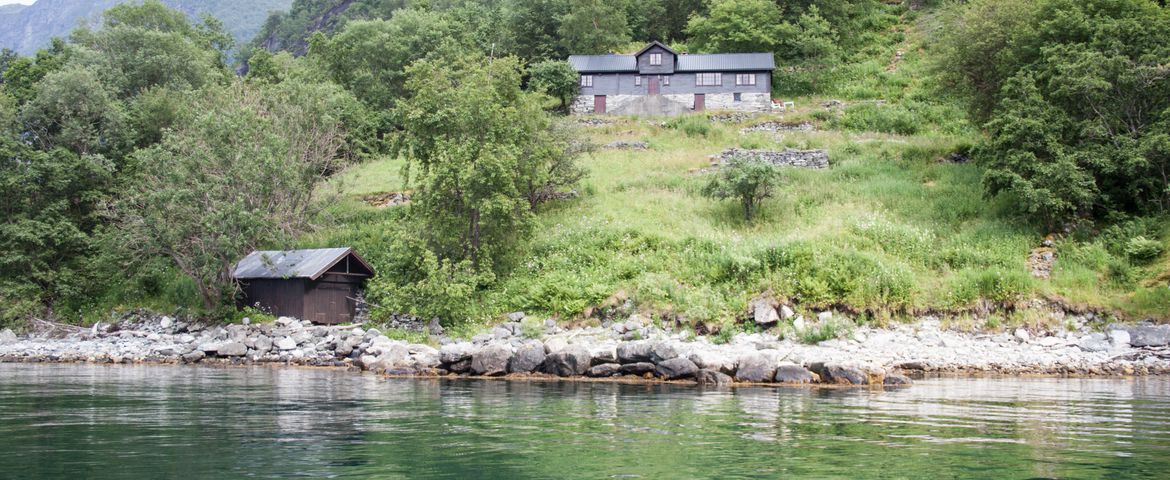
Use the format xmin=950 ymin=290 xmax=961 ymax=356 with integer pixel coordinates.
xmin=69 ymin=0 xmax=232 ymax=98
xmin=528 ymin=59 xmax=580 ymax=110
xmin=0 ymin=139 xmax=112 ymax=325
xmin=940 ymin=0 xmax=1170 ymax=225
xmin=20 ymin=65 xmax=128 ymax=156
xmin=557 ymin=0 xmax=631 ymax=54
xmin=109 ymin=81 xmax=348 ymax=311
xmin=393 ymin=51 xmax=585 ymax=273
xmin=1124 ymin=237 xmax=1164 ymax=265
xmin=686 ymin=0 xmax=792 ymax=54
xmin=702 ymin=156 xmax=782 ymax=222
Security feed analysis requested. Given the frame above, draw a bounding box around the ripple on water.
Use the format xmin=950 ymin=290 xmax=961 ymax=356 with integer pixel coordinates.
xmin=1 ymin=364 xmax=1170 ymax=479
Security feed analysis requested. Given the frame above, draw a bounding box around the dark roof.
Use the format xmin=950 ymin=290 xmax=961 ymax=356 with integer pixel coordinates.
xmin=232 ymin=248 xmax=375 ymax=280
xmin=568 ymin=54 xmax=637 ymax=73
xmin=678 ymin=53 xmax=775 ymax=72
xmin=634 ymin=40 xmax=677 ymax=57
xmin=568 ymin=44 xmax=775 ymax=73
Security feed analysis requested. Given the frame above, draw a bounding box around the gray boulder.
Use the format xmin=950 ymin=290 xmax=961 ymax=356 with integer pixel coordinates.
xmin=427 ymin=317 xmax=444 ymax=336
xmin=507 ymin=312 xmax=527 ymax=322
xmin=650 ymin=341 xmax=680 ymax=363
xmin=688 ymin=351 xmax=735 ymax=375
xmin=275 ymin=337 xmax=297 ymax=351
xmin=1108 ymin=329 xmax=1131 ymax=349
xmin=1123 ymin=324 xmax=1170 ymax=347
xmin=439 ymin=343 xmax=475 ymax=365
xmin=543 ymin=345 xmax=592 ymax=376
xmin=619 ymin=362 xmax=657 ymax=375
xmin=217 ymin=342 xmax=248 ymax=357
xmin=774 ymin=364 xmax=818 ymax=384
xmin=883 ymin=373 xmax=913 ymax=386
xmin=656 ymin=357 xmax=698 ymax=380
xmin=508 ymin=341 xmax=546 ymax=373
xmin=1078 ymin=333 xmax=1110 ymax=352
xmin=471 ymin=345 xmax=512 ymax=376
xmin=752 ymin=298 xmax=779 ymax=328
xmin=617 ymin=341 xmax=654 ymax=363
xmin=695 ymin=369 xmax=733 ymax=386
xmin=813 ymin=364 xmax=869 ymax=385
xmin=588 ymin=363 xmax=622 ymax=377
xmin=0 ymin=328 xmax=16 ymax=345
xmin=447 ymin=358 xmax=472 ymax=373
xmin=182 ymin=350 xmax=205 ymax=363
xmin=734 ymin=353 xmax=776 ymax=383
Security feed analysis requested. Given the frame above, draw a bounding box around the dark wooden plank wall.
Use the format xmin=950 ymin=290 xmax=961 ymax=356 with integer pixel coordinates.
xmin=240 ymin=279 xmax=306 ymax=319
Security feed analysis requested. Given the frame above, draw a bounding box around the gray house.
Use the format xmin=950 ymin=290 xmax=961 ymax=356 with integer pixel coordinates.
xmin=568 ymin=41 xmax=775 ymax=115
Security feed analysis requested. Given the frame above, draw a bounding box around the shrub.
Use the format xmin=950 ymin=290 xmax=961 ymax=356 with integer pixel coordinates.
xmin=665 ymin=115 xmax=714 ymax=137
xmin=949 ymin=268 xmax=1036 ymax=305
xmin=1123 ymin=236 xmax=1164 ymax=264
xmin=701 ymin=155 xmax=783 ymax=222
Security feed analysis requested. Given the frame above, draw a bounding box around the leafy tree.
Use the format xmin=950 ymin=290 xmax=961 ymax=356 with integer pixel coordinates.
xmin=943 ymin=0 xmax=1170 ymax=224
xmin=702 ymin=156 xmax=782 ymax=222
xmin=69 ymin=0 xmax=231 ymax=98
xmin=687 ymin=0 xmax=796 ymax=54
xmin=558 ymin=0 xmax=632 ymax=54
xmin=110 ymin=82 xmax=349 ymax=310
xmin=21 ymin=65 xmax=128 ymax=157
xmin=0 ymin=139 xmax=113 ymax=325
xmin=1 ymin=39 xmax=71 ymax=105
xmin=505 ymin=0 xmax=570 ymax=61
xmin=394 ymin=50 xmax=586 ymax=271
xmin=313 ymin=10 xmax=462 ymax=110
xmin=528 ymin=59 xmax=580 ymax=111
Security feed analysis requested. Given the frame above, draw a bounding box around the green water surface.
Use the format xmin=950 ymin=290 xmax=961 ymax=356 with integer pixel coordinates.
xmin=1 ymin=364 xmax=1168 ymax=479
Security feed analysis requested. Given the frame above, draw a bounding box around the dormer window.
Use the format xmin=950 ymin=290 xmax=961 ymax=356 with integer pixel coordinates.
xmin=649 ymin=53 xmax=662 ymax=66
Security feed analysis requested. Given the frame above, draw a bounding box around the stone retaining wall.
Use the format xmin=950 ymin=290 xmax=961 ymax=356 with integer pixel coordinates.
xmin=711 ymin=148 xmax=831 ymax=169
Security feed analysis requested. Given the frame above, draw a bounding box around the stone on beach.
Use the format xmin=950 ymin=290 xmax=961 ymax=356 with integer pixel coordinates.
xmin=735 ymin=353 xmax=777 ymax=383
xmin=695 ymin=369 xmax=733 ymax=386
xmin=471 ymin=344 xmax=512 ymax=376
xmin=542 ymin=345 xmax=592 ymax=377
xmin=508 ymin=341 xmax=546 ymax=374
xmin=773 ymin=364 xmax=817 ymax=384
xmin=655 ymin=357 xmax=698 ymax=380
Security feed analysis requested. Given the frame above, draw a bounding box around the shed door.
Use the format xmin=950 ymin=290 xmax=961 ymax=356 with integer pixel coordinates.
xmin=648 ymin=77 xmax=659 ymax=95
xmin=694 ymin=94 xmax=705 ymax=111
xmin=594 ymin=95 xmax=606 ymax=114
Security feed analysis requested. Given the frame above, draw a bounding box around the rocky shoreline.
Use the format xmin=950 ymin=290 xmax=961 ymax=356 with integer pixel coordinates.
xmin=3 ymin=313 xmax=1170 ymax=387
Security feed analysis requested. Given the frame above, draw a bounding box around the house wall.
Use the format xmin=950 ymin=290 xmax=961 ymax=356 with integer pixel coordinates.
xmin=635 ymin=45 xmax=676 ymax=74
xmin=572 ymin=70 xmax=773 ymax=114
xmin=302 ymin=274 xmax=364 ymax=325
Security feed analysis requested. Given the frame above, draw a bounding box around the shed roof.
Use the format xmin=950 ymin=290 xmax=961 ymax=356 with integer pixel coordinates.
xmin=232 ymin=248 xmax=375 ymax=281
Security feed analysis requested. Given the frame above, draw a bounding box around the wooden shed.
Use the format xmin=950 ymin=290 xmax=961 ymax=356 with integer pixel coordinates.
xmin=232 ymin=248 xmax=376 ymax=325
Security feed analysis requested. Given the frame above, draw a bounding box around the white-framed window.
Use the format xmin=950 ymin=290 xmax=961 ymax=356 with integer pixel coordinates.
xmin=663 ymin=76 xmax=670 ymax=86
xmin=649 ymin=53 xmax=662 ymax=66
xmin=736 ymin=74 xmax=757 ymax=86
xmin=635 ymin=76 xmax=642 ymax=86
xmin=695 ymin=72 xmax=721 ymax=86
xmin=580 ymin=75 xmax=593 ymax=87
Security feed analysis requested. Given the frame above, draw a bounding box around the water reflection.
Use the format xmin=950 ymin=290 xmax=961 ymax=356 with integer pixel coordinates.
xmin=2 ymin=364 xmax=1169 ymax=479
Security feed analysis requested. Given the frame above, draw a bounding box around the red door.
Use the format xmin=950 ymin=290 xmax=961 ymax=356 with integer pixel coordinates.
xmin=694 ymin=94 xmax=705 ymax=111
xmin=648 ymin=77 xmax=659 ymax=95
xmin=594 ymin=95 xmax=606 ymax=114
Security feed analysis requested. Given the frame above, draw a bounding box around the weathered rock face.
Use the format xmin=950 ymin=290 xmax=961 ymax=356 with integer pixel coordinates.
xmin=711 ymin=148 xmax=829 ymax=169
xmin=1123 ymin=325 xmax=1170 ymax=347
xmin=619 ymin=362 xmax=657 ymax=376
xmin=217 ymin=342 xmax=248 ymax=357
xmin=543 ymin=345 xmax=592 ymax=377
xmin=695 ymin=369 xmax=733 ymax=386
xmin=440 ymin=343 xmax=475 ymax=365
xmin=471 ymin=344 xmax=512 ymax=376
xmin=814 ymin=364 xmax=870 ymax=385
xmin=508 ymin=341 xmax=546 ymax=374
xmin=774 ymin=364 xmax=817 ymax=384
xmin=617 ymin=342 xmax=654 ymax=364
xmin=735 ymin=353 xmax=777 ymax=383
xmin=883 ymin=373 xmax=913 ymax=386
xmin=688 ymin=351 xmax=735 ymax=375
xmin=656 ymin=357 xmax=699 ymax=380
xmin=751 ymin=298 xmax=779 ymax=328
xmin=588 ymin=363 xmax=622 ymax=377
xmin=0 ymin=329 xmax=17 ymax=345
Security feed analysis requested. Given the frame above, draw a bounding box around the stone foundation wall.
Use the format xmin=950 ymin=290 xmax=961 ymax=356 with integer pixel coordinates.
xmin=572 ymin=93 xmax=773 ymax=114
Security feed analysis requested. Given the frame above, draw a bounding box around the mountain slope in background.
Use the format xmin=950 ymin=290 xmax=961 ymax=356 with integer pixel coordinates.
xmin=0 ymin=0 xmax=294 ymax=55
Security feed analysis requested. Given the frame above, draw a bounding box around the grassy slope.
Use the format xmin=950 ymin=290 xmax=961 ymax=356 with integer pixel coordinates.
xmin=314 ymin=7 xmax=1170 ymax=333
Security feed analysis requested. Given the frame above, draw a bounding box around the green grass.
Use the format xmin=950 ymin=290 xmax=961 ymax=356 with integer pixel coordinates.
xmin=304 ymin=6 xmax=1169 ymax=331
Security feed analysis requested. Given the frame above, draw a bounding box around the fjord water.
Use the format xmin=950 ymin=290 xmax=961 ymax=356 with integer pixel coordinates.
xmin=1 ymin=364 xmax=1168 ymax=479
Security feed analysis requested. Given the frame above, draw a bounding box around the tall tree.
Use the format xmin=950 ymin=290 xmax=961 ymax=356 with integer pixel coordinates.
xmin=110 ymin=81 xmax=349 ymax=310
xmin=686 ymin=0 xmax=793 ymax=54
xmin=557 ymin=0 xmax=632 ymax=54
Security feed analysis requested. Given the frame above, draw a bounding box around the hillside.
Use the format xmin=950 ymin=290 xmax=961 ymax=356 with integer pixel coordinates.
xmin=311 ymin=7 xmax=1170 ymax=337
xmin=0 ymin=0 xmax=293 ymax=54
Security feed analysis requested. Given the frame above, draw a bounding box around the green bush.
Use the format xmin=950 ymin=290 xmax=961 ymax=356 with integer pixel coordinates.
xmin=949 ymin=268 xmax=1036 ymax=305
xmin=665 ymin=115 xmax=714 ymax=137
xmin=1124 ymin=237 xmax=1164 ymax=264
